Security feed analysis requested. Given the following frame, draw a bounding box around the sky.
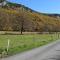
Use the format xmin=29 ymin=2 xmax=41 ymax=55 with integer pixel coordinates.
xmin=8 ymin=0 xmax=60 ymax=14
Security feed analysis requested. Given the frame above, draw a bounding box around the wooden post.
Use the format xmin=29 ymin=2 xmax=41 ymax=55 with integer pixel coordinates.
xmin=7 ymin=39 xmax=10 ymax=55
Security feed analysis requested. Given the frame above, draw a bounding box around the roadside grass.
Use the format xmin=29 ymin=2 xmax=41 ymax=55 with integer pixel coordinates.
xmin=0 ymin=34 xmax=59 ymax=57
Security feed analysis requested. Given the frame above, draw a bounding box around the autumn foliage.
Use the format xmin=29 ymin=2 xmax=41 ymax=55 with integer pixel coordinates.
xmin=0 ymin=3 xmax=60 ymax=32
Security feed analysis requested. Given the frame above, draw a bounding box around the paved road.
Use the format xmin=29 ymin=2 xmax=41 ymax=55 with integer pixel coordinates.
xmin=1 ymin=40 xmax=60 ymax=60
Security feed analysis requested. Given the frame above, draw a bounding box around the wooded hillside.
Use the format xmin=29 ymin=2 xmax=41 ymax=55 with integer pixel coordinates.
xmin=0 ymin=2 xmax=60 ymax=32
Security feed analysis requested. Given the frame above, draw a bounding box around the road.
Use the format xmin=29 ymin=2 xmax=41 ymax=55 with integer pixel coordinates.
xmin=1 ymin=40 xmax=60 ymax=60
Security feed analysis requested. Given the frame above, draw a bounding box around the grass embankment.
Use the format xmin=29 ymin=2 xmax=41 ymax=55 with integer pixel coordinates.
xmin=0 ymin=34 xmax=59 ymax=57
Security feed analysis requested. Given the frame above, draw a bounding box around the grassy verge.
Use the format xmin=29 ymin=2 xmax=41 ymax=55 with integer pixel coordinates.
xmin=0 ymin=34 xmax=59 ymax=57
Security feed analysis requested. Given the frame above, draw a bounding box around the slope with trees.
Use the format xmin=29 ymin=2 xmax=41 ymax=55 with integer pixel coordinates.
xmin=0 ymin=1 xmax=60 ymax=32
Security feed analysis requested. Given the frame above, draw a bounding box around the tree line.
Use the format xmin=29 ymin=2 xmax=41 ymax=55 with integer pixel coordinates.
xmin=0 ymin=8 xmax=60 ymax=34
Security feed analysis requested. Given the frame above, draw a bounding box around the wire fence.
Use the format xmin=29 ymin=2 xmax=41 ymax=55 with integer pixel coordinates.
xmin=0 ymin=33 xmax=59 ymax=58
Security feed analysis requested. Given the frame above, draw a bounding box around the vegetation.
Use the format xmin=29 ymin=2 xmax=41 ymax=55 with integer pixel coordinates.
xmin=0 ymin=7 xmax=60 ymax=32
xmin=0 ymin=1 xmax=60 ymax=58
xmin=0 ymin=2 xmax=60 ymax=33
xmin=0 ymin=34 xmax=59 ymax=57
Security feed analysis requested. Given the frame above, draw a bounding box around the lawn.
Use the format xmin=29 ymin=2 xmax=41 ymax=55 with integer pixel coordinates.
xmin=0 ymin=34 xmax=59 ymax=57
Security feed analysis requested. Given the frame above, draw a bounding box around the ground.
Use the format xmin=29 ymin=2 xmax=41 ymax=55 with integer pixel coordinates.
xmin=0 ymin=33 xmax=59 ymax=57
xmin=1 ymin=39 xmax=60 ymax=60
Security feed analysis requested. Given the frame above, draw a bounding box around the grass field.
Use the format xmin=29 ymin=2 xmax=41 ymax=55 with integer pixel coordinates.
xmin=0 ymin=34 xmax=59 ymax=57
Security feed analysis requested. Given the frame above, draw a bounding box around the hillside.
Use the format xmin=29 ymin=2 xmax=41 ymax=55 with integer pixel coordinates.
xmin=0 ymin=1 xmax=60 ymax=32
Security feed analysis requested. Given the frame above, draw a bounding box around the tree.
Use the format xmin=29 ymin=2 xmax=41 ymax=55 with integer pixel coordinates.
xmin=17 ymin=8 xmax=25 ymax=34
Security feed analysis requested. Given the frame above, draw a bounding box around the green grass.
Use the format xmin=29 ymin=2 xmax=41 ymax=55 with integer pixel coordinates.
xmin=0 ymin=34 xmax=59 ymax=57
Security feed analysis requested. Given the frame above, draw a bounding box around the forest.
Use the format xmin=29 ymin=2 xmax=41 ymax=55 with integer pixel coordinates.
xmin=0 ymin=1 xmax=60 ymax=32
